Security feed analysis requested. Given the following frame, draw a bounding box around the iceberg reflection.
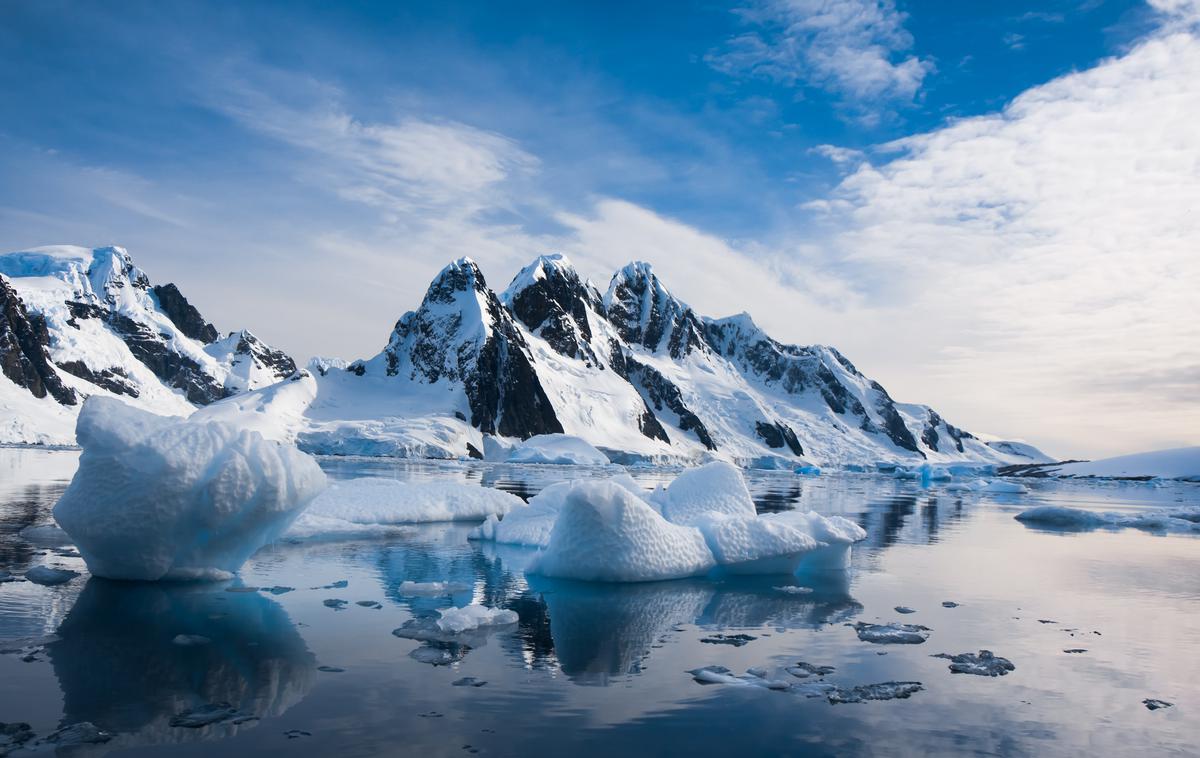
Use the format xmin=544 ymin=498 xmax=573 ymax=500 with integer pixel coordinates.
xmin=46 ymin=578 xmax=315 ymax=749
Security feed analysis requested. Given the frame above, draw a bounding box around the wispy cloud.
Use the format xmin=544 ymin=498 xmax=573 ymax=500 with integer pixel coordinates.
xmin=706 ymin=0 xmax=933 ymax=122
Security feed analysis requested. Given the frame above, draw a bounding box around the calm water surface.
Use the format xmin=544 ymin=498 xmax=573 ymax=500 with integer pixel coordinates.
xmin=1 ymin=449 xmax=1197 ymax=757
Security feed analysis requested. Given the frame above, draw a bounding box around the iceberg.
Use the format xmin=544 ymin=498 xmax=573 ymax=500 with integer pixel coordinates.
xmin=660 ymin=461 xmax=757 ymax=526
xmin=532 ymin=481 xmax=718 ymax=582
xmin=298 ymin=478 xmax=522 ymax=527
xmin=1015 ymin=505 xmax=1200 ymax=534
xmin=504 ymin=434 xmax=610 ymax=465
xmin=53 ymin=397 xmax=327 ymax=581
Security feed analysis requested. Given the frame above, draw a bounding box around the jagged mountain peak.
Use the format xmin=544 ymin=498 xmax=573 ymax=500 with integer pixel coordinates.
xmin=503 ymin=253 xmax=605 ymax=363
xmin=604 ymin=261 xmax=707 ymax=359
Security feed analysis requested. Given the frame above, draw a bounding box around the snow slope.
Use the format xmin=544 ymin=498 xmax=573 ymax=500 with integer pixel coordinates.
xmin=1020 ymin=447 xmax=1200 ymax=481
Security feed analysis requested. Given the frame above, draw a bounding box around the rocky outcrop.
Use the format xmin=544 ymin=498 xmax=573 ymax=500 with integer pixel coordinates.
xmin=605 ymin=262 xmax=708 ymax=359
xmin=152 ymin=283 xmax=218 ymax=343
xmin=0 ymin=276 xmax=76 ymax=404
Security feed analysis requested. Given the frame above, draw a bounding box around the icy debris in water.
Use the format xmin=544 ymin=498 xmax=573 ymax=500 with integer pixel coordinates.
xmin=225 ymin=586 xmax=259 ymax=593
xmin=260 ymin=585 xmax=294 ymax=595
xmin=1038 ymin=619 xmax=1057 ymax=624
xmin=793 ymin=681 xmax=839 ymax=698
xmin=18 ymin=524 xmax=73 ymax=546
xmin=284 ymin=729 xmax=313 ymax=739
xmin=941 ymin=601 xmax=960 ymax=608
xmin=894 ymin=606 xmax=916 ymax=614
xmin=409 ymin=644 xmax=468 ymax=666
xmin=40 ymin=722 xmax=112 ymax=746
xmin=933 ymin=650 xmax=1015 ymax=677
xmin=828 ymin=682 xmax=924 ymax=704
xmin=318 ymin=665 xmax=346 ymax=673
xmin=699 ymin=633 xmax=757 ymax=647
xmin=983 ymin=480 xmax=1028 ymax=495
xmin=171 ymin=634 xmax=211 ymax=647
xmin=323 ymin=599 xmax=348 ymax=610
xmin=1 ymin=721 xmax=36 ymax=752
xmin=398 ymin=581 xmax=470 ymax=595
xmin=300 ymin=477 xmax=522 ymax=527
xmin=452 ymin=677 xmax=487 ymax=687
xmin=314 ymin=580 xmax=349 ymax=589
xmin=687 ymin=666 xmax=790 ymax=690
xmin=435 ymin=605 xmax=518 ymax=634
xmin=785 ymin=662 xmax=836 ymax=678
xmin=53 ymin=397 xmax=327 ymax=581
xmin=169 ymin=703 xmax=240 ymax=728
xmin=1015 ymin=505 xmax=1200 ymax=534
xmin=0 ymin=570 xmax=18 ymax=583
xmin=1143 ymin=699 xmax=1174 ymax=711
xmin=1063 ymin=648 xmax=1088 ymax=654
xmin=356 ymin=600 xmax=383 ymax=609
xmin=774 ymin=585 xmax=813 ymax=595
xmin=852 ymin=622 xmax=931 ymax=644
xmin=23 ymin=566 xmax=79 ymax=586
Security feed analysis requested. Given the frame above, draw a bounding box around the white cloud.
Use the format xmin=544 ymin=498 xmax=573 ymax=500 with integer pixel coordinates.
xmin=707 ymin=0 xmax=933 ymax=119
xmin=799 ymin=29 xmax=1200 ymax=456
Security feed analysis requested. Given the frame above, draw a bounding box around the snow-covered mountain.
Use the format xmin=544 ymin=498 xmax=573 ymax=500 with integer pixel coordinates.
xmin=1 ymin=246 xmax=1049 ymax=466
xmin=240 ymin=253 xmax=1045 ymax=466
xmin=0 ymin=245 xmax=296 ymax=443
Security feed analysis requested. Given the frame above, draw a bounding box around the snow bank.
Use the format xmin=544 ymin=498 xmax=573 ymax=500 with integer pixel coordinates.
xmin=532 ymin=481 xmax=717 ymax=582
xmin=53 ymin=397 xmax=327 ymax=581
xmin=1015 ymin=505 xmax=1200 ymax=533
xmin=505 ymin=433 xmax=610 ymax=465
xmin=301 ymin=478 xmax=522 ymax=527
xmin=1041 ymin=447 xmax=1200 ymax=481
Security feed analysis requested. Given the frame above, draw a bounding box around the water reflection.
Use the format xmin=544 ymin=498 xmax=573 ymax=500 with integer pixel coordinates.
xmin=47 ymin=578 xmax=315 ymax=749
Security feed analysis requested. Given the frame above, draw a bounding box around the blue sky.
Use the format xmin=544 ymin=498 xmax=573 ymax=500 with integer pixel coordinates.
xmin=1 ymin=0 xmax=1197 ymax=457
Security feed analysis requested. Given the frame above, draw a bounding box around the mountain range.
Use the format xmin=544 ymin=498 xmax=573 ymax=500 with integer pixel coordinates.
xmin=0 ymin=246 xmax=1050 ymax=466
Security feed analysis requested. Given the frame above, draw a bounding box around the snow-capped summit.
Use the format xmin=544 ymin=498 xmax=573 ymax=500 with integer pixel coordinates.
xmin=604 ymin=261 xmax=708 ymax=359
xmin=0 ymin=245 xmax=297 ymax=444
xmin=503 ymin=253 xmax=605 ymax=364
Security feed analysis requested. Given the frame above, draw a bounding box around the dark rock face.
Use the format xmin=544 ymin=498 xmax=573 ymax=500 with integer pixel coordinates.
xmin=920 ymin=409 xmax=971 ymax=453
xmin=151 ymin=284 xmax=218 ymax=344
xmin=754 ymin=421 xmax=804 ymax=456
xmin=232 ymin=331 xmax=296 ymax=380
xmin=65 ymin=301 xmax=228 ymax=405
xmin=868 ymin=381 xmax=921 ymax=454
xmin=623 ymin=355 xmax=715 ymax=450
xmin=505 ymin=257 xmax=603 ymax=364
xmin=605 ymin=263 xmax=707 ymax=359
xmin=0 ymin=277 xmax=76 ymax=405
xmin=387 ymin=259 xmax=562 ymax=439
xmin=56 ymin=361 xmax=138 ymax=398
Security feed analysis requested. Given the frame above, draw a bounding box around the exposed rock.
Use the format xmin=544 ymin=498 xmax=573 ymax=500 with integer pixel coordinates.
xmin=152 ymin=283 xmax=219 ymax=343
xmin=0 ymin=276 xmax=76 ymax=405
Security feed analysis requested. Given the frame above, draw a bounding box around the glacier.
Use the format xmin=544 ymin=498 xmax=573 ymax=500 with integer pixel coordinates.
xmin=52 ymin=397 xmax=327 ymax=581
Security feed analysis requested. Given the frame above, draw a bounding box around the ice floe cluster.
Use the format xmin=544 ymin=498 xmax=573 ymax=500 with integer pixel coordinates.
xmin=53 ymin=397 xmax=328 ymax=581
xmin=472 ymin=461 xmax=866 ymax=582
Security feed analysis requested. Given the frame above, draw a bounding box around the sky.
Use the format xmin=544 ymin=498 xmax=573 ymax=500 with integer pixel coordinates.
xmin=0 ymin=0 xmax=1197 ymax=459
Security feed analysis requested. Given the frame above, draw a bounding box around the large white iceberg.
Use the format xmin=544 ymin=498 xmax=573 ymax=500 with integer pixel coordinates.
xmin=492 ymin=462 xmax=868 ymax=583
xmin=531 ymin=481 xmax=717 ymax=582
xmin=53 ymin=397 xmax=328 ymax=581
xmin=505 ymin=434 xmax=610 ymax=465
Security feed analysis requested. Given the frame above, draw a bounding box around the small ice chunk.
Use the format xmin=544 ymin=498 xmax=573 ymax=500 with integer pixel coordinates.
xmin=895 ymin=606 xmax=916 ymax=614
xmin=398 ymin=581 xmax=471 ymax=595
xmin=933 ymin=650 xmax=1015 ymax=676
xmin=323 ymin=599 xmax=348 ymax=610
xmin=532 ymin=481 xmax=716 ymax=582
xmin=0 ymin=570 xmax=18 ymax=583
xmin=53 ymin=397 xmax=327 ymax=581
xmin=434 ymin=605 xmax=518 ymax=634
xmin=1143 ymin=698 xmax=1174 ymax=710
xmin=1015 ymin=505 xmax=1200 ymax=534
xmin=317 ymin=665 xmax=346 ymax=673
xmin=942 ymin=601 xmax=960 ymax=608
xmin=775 ymin=586 xmax=814 ymax=595
xmin=408 ymin=645 xmax=467 ymax=666
xmin=1063 ymin=648 xmax=1088 ymax=654
xmin=18 ymin=524 xmax=73 ymax=547
xmin=785 ymin=662 xmax=835 ymax=678
xmin=505 ymin=434 xmax=609 ymax=465
xmin=699 ymin=633 xmax=757 ymax=647
xmin=356 ymin=600 xmax=383 ymax=609
xmin=828 ymin=681 xmax=924 ymax=704
xmin=452 ymin=677 xmax=487 ymax=687
xmin=260 ymin=586 xmax=295 ymax=595
xmin=300 ymin=478 xmax=522 ymax=525
xmin=24 ymin=566 xmax=80 ymax=586
xmin=40 ymin=722 xmax=112 ymax=746
xmin=171 ymin=634 xmax=211 ymax=647
xmin=852 ymin=622 xmax=931 ymax=644
xmin=983 ymin=480 xmax=1028 ymax=495
xmin=687 ymin=666 xmax=790 ymax=690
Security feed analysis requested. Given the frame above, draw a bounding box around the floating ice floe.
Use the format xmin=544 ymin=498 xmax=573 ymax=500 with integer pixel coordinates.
xmin=397 ymin=581 xmax=471 ymax=595
xmin=1015 ymin=505 xmax=1200 ymax=534
xmin=933 ymin=650 xmax=1015 ymax=676
xmin=504 ymin=434 xmax=610 ymax=465
xmin=392 ymin=605 xmax=518 ymax=646
xmin=478 ymin=462 xmax=866 ymax=583
xmin=53 ymin=397 xmax=327 ymax=581
xmin=828 ymin=681 xmax=924 ymax=704
xmin=24 ymin=566 xmax=80 ymax=586
xmin=852 ymin=621 xmax=931 ymax=644
xmin=295 ymin=477 xmax=521 ymax=528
